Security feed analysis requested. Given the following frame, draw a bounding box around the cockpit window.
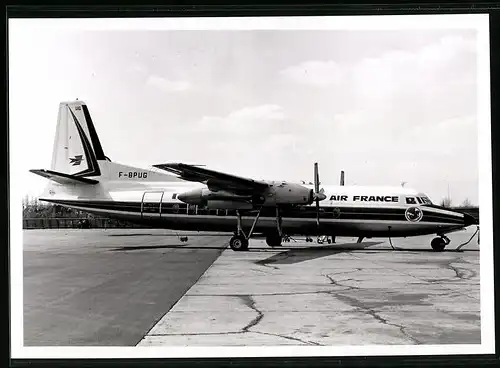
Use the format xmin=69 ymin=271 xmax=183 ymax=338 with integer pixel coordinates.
xmin=420 ymin=196 xmax=432 ymax=205
xmin=406 ymin=197 xmax=417 ymax=205
xmin=416 ymin=197 xmax=423 ymax=204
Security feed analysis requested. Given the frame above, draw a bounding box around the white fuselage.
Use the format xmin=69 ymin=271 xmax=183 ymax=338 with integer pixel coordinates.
xmin=40 ymin=175 xmax=471 ymax=238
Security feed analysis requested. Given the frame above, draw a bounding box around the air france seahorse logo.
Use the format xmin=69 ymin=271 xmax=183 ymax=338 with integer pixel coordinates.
xmin=405 ymin=206 xmax=423 ymax=222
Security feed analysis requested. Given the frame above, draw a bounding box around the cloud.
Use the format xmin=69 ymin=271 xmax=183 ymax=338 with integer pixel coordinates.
xmin=146 ymin=75 xmax=191 ymax=92
xmin=226 ymin=104 xmax=286 ymax=122
xmin=191 ymin=104 xmax=302 ymax=175
xmin=197 ymin=104 xmax=287 ymax=135
xmin=280 ymin=34 xmax=476 ymax=98
xmin=127 ymin=64 xmax=147 ymax=74
xmin=280 ymin=60 xmax=343 ymax=86
xmin=351 ymin=35 xmax=475 ymax=100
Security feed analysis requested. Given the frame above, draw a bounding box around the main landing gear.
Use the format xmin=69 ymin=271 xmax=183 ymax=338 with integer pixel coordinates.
xmin=229 ymin=233 xmax=249 ymax=251
xmin=266 ymin=233 xmax=283 ymax=247
xmin=431 ymin=235 xmax=450 ymax=252
xmin=229 ymin=206 xmax=269 ymax=251
xmin=229 ymin=206 xmax=288 ymax=251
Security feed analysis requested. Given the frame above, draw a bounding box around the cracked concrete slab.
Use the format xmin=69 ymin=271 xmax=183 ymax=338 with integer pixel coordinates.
xmin=140 ymin=331 xmax=306 ymax=346
xmin=138 ymin=227 xmax=480 ymax=346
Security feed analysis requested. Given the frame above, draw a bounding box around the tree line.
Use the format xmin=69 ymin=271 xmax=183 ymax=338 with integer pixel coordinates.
xmin=438 ymin=197 xmax=474 ymax=208
xmin=22 ymin=196 xmax=141 ymax=228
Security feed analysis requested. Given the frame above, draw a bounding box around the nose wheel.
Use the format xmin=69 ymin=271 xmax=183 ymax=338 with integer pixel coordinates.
xmin=431 ymin=235 xmax=450 ymax=252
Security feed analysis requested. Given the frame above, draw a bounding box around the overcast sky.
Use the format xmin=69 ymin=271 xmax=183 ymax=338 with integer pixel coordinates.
xmin=9 ymin=19 xmax=482 ymax=205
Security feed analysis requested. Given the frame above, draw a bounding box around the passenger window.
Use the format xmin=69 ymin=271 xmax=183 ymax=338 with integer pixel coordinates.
xmin=406 ymin=197 xmax=417 ymax=205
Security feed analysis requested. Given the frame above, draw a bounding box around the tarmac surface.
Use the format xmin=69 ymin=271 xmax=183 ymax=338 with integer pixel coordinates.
xmin=23 ymin=229 xmax=227 ymax=346
xmin=23 ymin=227 xmax=480 ymax=347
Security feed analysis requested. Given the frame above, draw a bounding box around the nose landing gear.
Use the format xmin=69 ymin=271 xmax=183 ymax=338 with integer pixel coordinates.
xmin=431 ymin=235 xmax=450 ymax=252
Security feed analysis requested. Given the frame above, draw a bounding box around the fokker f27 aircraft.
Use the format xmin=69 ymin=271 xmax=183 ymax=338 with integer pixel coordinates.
xmin=30 ymin=101 xmax=478 ymax=252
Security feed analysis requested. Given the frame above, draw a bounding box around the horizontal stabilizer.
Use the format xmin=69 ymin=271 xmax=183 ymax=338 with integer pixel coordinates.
xmin=29 ymin=169 xmax=99 ymax=185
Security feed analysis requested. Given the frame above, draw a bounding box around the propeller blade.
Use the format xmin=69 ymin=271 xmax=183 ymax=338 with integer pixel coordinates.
xmin=314 ymin=162 xmax=320 ymax=193
xmin=316 ymin=199 xmax=320 ymax=227
xmin=314 ymin=162 xmax=323 ymax=227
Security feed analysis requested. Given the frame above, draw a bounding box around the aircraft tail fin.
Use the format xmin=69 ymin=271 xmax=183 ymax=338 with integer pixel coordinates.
xmin=33 ymin=100 xmax=184 ymax=184
xmin=49 ymin=100 xmax=109 ymax=179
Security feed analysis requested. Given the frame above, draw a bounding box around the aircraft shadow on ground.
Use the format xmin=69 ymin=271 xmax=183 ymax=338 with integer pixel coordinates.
xmin=106 ymin=241 xmax=475 ymax=254
xmin=254 ymin=241 xmax=384 ymax=265
xmin=107 ymin=233 xmax=226 ymax=237
xmin=108 ymin=244 xmax=228 ymax=251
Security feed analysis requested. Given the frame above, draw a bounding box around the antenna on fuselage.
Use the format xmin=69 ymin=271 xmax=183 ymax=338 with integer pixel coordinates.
xmin=340 ymin=170 xmax=345 ymax=186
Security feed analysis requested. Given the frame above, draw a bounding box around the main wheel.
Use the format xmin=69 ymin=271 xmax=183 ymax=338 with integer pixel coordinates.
xmin=266 ymin=234 xmax=282 ymax=247
xmin=431 ymin=237 xmax=446 ymax=252
xmin=230 ymin=235 xmax=248 ymax=251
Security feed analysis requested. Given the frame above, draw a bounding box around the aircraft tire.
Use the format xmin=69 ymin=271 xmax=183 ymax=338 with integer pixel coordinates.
xmin=431 ymin=237 xmax=446 ymax=252
xmin=266 ymin=234 xmax=282 ymax=247
xmin=230 ymin=235 xmax=248 ymax=251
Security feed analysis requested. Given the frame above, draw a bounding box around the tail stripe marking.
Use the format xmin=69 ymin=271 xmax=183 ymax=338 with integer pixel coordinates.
xmin=68 ymin=107 xmax=101 ymax=177
xmin=82 ymin=104 xmax=106 ymax=160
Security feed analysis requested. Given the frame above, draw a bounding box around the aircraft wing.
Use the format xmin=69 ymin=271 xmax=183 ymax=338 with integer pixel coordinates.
xmin=153 ymin=163 xmax=269 ymax=194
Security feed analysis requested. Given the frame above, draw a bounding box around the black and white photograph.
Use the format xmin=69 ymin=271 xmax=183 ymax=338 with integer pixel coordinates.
xmin=9 ymin=13 xmax=494 ymax=359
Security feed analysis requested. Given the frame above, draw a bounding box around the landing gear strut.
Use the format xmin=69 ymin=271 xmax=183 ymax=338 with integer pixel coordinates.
xmin=229 ymin=205 xmax=287 ymax=251
xmin=229 ymin=208 xmax=262 ymax=251
xmin=431 ymin=235 xmax=450 ymax=252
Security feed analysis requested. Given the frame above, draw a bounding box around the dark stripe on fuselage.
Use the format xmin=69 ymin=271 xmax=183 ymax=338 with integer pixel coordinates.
xmin=43 ymin=199 xmax=465 ymax=225
xmin=82 ymin=104 xmax=106 ymax=161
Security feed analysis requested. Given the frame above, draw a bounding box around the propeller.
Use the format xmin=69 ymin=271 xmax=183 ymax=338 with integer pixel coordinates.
xmin=313 ymin=162 xmax=327 ymax=227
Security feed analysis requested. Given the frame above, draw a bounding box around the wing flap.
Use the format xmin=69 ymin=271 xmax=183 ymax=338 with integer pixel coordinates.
xmin=153 ymin=163 xmax=269 ymax=193
xmin=30 ymin=169 xmax=99 ymax=185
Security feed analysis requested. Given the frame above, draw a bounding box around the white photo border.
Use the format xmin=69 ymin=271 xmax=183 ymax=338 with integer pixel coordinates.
xmin=9 ymin=13 xmax=493 ymax=359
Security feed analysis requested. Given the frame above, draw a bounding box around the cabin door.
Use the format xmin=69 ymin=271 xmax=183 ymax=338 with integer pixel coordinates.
xmin=141 ymin=191 xmax=164 ymax=220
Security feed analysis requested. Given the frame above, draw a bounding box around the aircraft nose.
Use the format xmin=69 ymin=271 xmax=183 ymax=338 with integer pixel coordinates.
xmin=463 ymin=213 xmax=478 ymax=227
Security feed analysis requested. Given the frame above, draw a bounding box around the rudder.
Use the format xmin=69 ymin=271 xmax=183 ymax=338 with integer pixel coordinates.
xmin=50 ymin=101 xmax=108 ymax=178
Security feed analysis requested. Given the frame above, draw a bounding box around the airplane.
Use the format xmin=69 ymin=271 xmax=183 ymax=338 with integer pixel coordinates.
xmin=30 ymin=100 xmax=478 ymax=252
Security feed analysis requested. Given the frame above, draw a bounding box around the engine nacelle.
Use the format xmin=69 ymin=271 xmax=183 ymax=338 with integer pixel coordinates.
xmin=264 ymin=182 xmax=314 ymax=206
xmin=177 ymin=182 xmax=313 ymax=208
xmin=177 ymin=188 xmax=251 ymax=205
